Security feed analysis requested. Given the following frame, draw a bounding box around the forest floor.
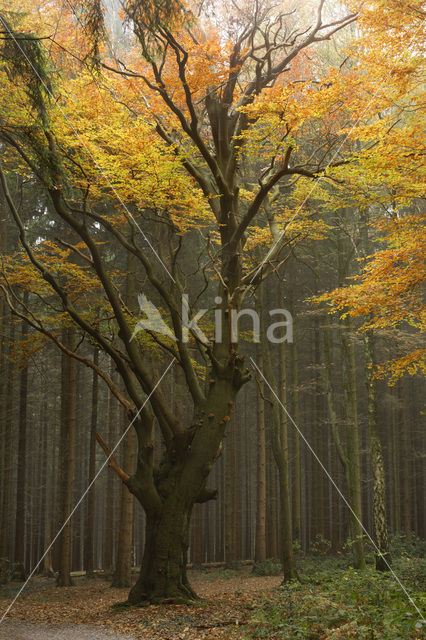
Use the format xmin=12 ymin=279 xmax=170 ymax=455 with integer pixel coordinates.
xmin=0 ymin=555 xmax=425 ymax=640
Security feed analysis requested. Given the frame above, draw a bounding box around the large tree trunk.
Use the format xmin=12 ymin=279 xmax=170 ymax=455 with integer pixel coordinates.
xmin=121 ymin=356 xmax=248 ymax=604
xmin=128 ymin=498 xmax=195 ymax=604
xmin=400 ymin=379 xmax=411 ymax=536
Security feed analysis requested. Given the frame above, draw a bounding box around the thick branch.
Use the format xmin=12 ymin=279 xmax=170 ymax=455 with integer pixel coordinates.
xmin=96 ymin=433 xmax=130 ymax=483
xmin=79 ymin=205 xmax=206 ymax=407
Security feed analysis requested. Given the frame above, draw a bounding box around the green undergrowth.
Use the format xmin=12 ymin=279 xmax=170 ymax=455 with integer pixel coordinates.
xmin=252 ymin=558 xmax=283 ymax=576
xmin=244 ymin=555 xmax=426 ymax=640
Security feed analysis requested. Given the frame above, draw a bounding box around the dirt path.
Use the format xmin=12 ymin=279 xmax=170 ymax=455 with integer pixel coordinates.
xmin=0 ymin=620 xmax=137 ymax=640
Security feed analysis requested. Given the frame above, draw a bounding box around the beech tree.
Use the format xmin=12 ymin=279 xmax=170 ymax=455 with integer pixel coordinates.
xmin=1 ymin=0 xmax=423 ymax=603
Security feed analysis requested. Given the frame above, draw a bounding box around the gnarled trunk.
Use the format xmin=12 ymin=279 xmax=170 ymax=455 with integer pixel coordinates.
xmin=102 ymin=357 xmax=250 ymax=605
xmin=128 ymin=497 xmax=195 ymax=604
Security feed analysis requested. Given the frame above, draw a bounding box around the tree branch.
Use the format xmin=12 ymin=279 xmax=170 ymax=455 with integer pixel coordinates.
xmin=96 ymin=433 xmax=130 ymax=484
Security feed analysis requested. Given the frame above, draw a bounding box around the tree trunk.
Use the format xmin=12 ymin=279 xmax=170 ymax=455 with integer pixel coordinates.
xmin=291 ymin=333 xmax=301 ymax=544
xmin=254 ymin=341 xmax=267 ymax=563
xmin=103 ymin=362 xmax=118 ymax=573
xmin=338 ymin=318 xmax=366 ymax=569
xmin=122 ymin=356 xmax=247 ymax=604
xmin=128 ymin=500 xmax=195 ymax=604
xmin=57 ymin=326 xmax=77 ymax=586
xmin=391 ymin=386 xmax=400 ymax=533
xmin=84 ymin=347 xmax=99 ymax=576
xmin=14 ymin=292 xmax=29 ymax=580
xmin=364 ymin=333 xmax=390 ymax=571
xmin=400 ymin=379 xmax=411 ymax=536
xmin=0 ymin=189 xmax=7 ymax=532
xmin=0 ymin=316 xmax=14 ymax=561
xmin=260 ymin=284 xmax=297 ymax=582
xmin=313 ymin=316 xmax=326 ymax=542
xmin=112 ymin=423 xmax=136 ymax=587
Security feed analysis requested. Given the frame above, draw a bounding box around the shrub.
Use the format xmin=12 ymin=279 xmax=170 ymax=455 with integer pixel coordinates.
xmin=252 ymin=558 xmax=283 ymax=576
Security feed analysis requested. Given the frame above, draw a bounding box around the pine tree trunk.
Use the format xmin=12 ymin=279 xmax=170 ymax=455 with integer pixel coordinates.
xmin=103 ymin=362 xmax=117 ymax=573
xmin=254 ymin=341 xmax=267 ymax=563
xmin=14 ymin=293 xmax=29 ymax=580
xmin=57 ymin=327 xmax=77 ymax=586
xmin=84 ymin=347 xmax=99 ymax=576
xmin=391 ymin=387 xmax=400 ymax=533
xmin=400 ymin=379 xmax=411 ymax=536
xmin=339 ymin=318 xmax=366 ymax=569
xmin=260 ymin=287 xmax=297 ymax=582
xmin=112 ymin=424 xmax=136 ymax=587
xmin=364 ymin=333 xmax=390 ymax=571
xmin=0 ymin=190 xmax=7 ymax=532
xmin=313 ymin=317 xmax=326 ymax=542
xmin=0 ymin=317 xmax=14 ymax=561
xmin=291 ymin=334 xmax=301 ymax=544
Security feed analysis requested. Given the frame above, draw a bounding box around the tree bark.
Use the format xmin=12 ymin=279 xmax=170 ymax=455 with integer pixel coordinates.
xmin=57 ymin=326 xmax=77 ymax=586
xmin=128 ymin=500 xmax=195 ymax=604
xmin=338 ymin=318 xmax=366 ymax=569
xmin=291 ymin=332 xmax=301 ymax=545
xmin=254 ymin=341 xmax=267 ymax=563
xmin=364 ymin=333 xmax=390 ymax=571
xmin=112 ymin=422 xmax=136 ymax=587
xmin=123 ymin=359 xmax=246 ymax=603
xmin=391 ymin=386 xmax=400 ymax=533
xmin=400 ymin=379 xmax=411 ymax=536
xmin=260 ymin=284 xmax=297 ymax=582
xmin=0 ymin=316 xmax=14 ymax=561
xmin=84 ymin=346 xmax=99 ymax=576
xmin=14 ymin=292 xmax=29 ymax=580
xmin=103 ymin=362 xmax=117 ymax=573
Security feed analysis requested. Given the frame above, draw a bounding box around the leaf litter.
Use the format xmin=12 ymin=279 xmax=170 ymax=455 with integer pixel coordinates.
xmin=0 ymin=568 xmax=281 ymax=639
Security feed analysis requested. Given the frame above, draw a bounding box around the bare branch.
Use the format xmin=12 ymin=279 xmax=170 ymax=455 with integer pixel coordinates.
xmin=96 ymin=433 xmax=130 ymax=484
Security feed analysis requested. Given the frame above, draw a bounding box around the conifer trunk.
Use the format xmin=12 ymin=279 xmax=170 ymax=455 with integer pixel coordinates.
xmin=0 ymin=317 xmax=14 ymax=561
xmin=254 ymin=341 xmax=267 ymax=563
xmin=14 ymin=292 xmax=29 ymax=580
xmin=364 ymin=333 xmax=390 ymax=571
xmin=57 ymin=326 xmax=77 ymax=586
xmin=112 ymin=424 xmax=136 ymax=587
xmin=84 ymin=347 xmax=99 ymax=575
xmin=260 ymin=287 xmax=297 ymax=582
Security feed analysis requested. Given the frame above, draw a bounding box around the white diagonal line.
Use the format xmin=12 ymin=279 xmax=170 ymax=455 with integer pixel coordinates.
xmin=250 ymin=356 xmax=425 ymax=622
xmin=0 ymin=358 xmax=175 ymax=625
xmin=0 ymin=16 xmax=176 ymax=283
